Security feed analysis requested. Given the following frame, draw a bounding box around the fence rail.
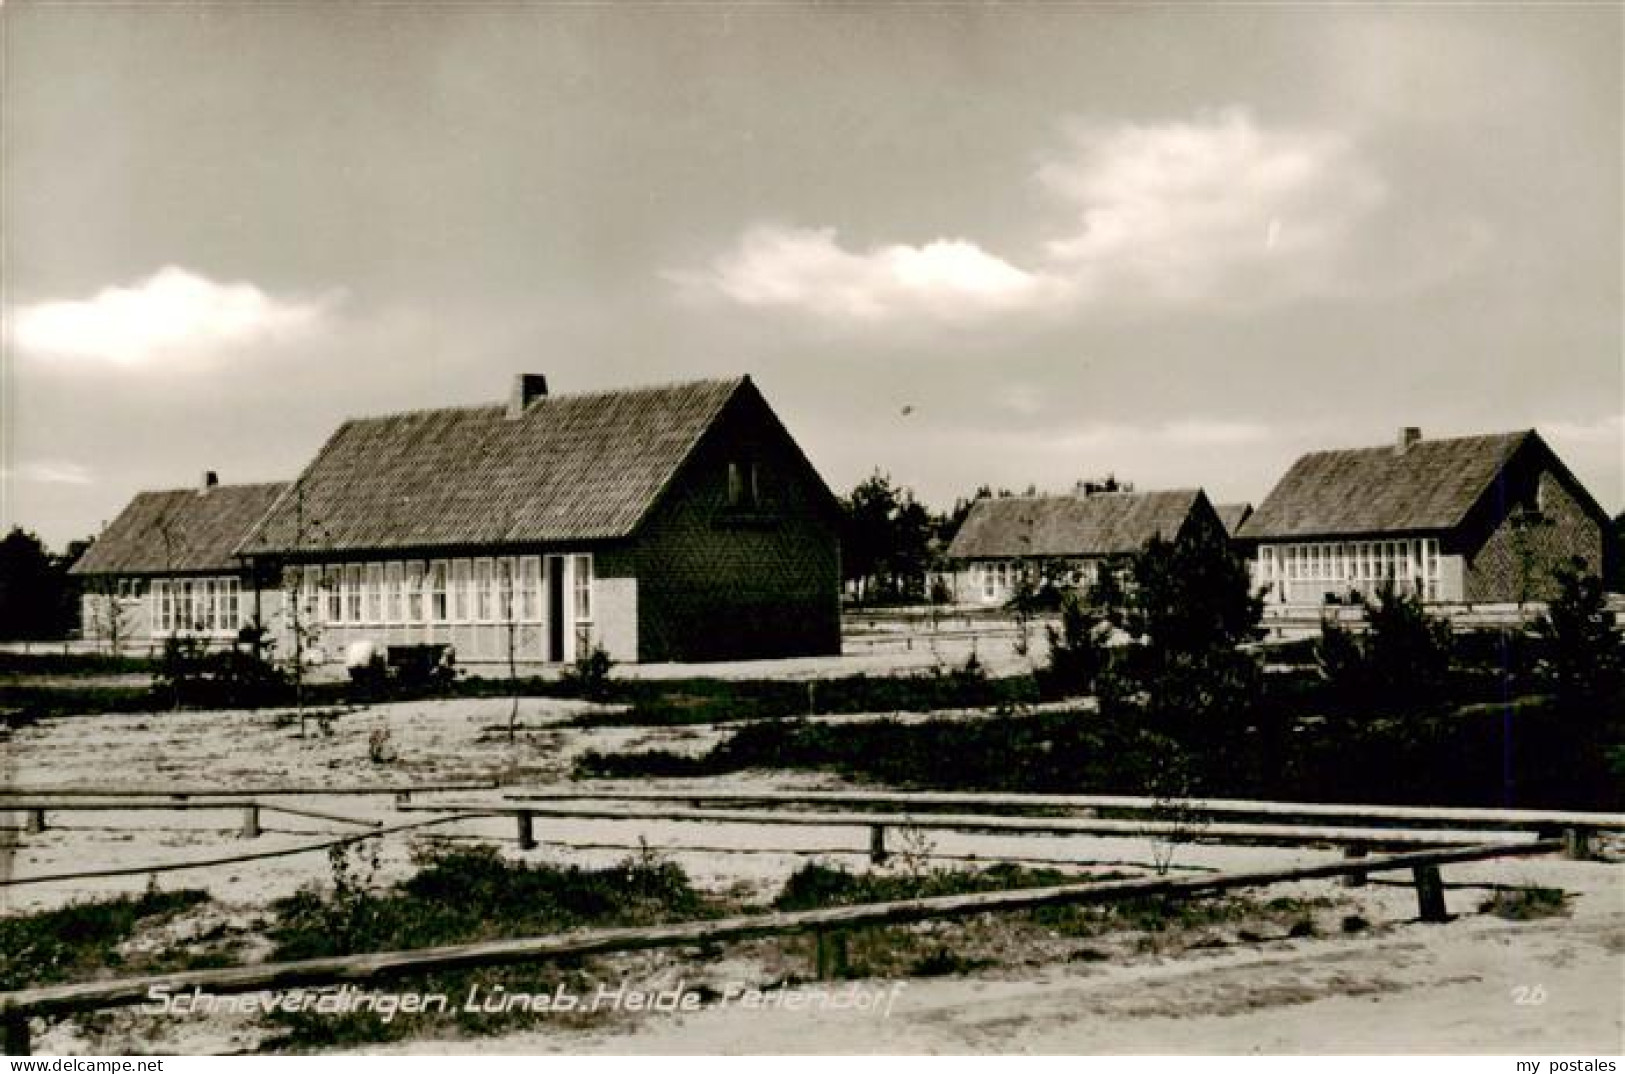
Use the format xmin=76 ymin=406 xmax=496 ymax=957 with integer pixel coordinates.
xmin=498 ymin=789 xmax=1625 ymax=832
xmin=0 ymin=838 xmax=1563 ymax=1054
xmin=398 ymin=800 xmax=1546 ymax=858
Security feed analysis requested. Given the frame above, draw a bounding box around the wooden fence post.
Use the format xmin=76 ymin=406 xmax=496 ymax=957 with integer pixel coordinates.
xmin=3 ymin=1013 xmax=30 ymax=1056
xmin=1341 ymin=842 xmax=1368 ymax=887
xmin=517 ymin=811 xmax=537 ymax=851
xmin=815 ymin=930 xmax=849 ymax=980
xmin=869 ymin=824 xmax=888 ymax=865
xmin=1563 ymin=827 xmax=1593 ymax=861
xmin=239 ymin=805 xmax=260 ymax=840
xmin=24 ymin=809 xmax=45 ymax=835
xmin=1412 ymin=865 xmax=1448 ymax=923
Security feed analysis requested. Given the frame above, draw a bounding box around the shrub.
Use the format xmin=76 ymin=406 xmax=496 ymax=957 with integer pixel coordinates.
xmin=0 ymin=889 xmax=210 ymax=990
xmin=1533 ymin=559 xmax=1623 ymax=704
xmin=560 ymin=643 xmax=615 ymax=701
xmin=1479 ymin=886 xmax=1568 ymax=921
xmin=1315 ymin=581 xmax=1452 ymax=713
xmin=1038 ymin=590 xmax=1112 ymax=700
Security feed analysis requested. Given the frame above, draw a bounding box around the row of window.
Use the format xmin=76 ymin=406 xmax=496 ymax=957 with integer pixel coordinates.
xmin=286 ymin=555 xmax=593 ymax=628
xmin=146 ymin=555 xmax=595 ymax=634
xmin=152 ymin=577 xmax=245 ymax=635
xmin=972 ymin=560 xmax=1099 ymax=601
xmin=1255 ymin=539 xmax=1441 ymax=585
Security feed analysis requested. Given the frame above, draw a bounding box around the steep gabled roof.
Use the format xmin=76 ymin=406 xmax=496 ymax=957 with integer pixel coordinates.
xmin=237 ymin=376 xmax=751 ymax=556
xmin=69 ymin=483 xmax=288 ymax=576
xmin=1214 ymin=503 xmax=1254 ymax=537
xmin=1238 ymin=430 xmax=1533 ymax=540
xmin=947 ymin=489 xmax=1207 ymax=560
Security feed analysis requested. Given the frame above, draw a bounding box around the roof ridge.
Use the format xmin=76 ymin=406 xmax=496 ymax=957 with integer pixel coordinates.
xmin=135 ymin=481 xmax=290 ymax=498
xmin=1298 ymin=429 xmax=1531 ymax=460
xmin=335 ymin=375 xmax=749 ymax=427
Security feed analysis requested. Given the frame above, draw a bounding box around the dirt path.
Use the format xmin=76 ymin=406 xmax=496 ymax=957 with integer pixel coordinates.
xmin=378 ymin=912 xmax=1625 ymax=1054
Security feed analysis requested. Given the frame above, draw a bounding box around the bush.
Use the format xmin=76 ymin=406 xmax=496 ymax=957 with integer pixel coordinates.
xmin=1038 ymin=590 xmax=1112 ymax=700
xmin=0 ymin=889 xmax=210 ymax=990
xmin=152 ymin=626 xmax=287 ymax=710
xmin=560 ymin=644 xmax=615 ymax=701
xmin=1533 ymin=559 xmax=1623 ymax=704
xmin=1314 ymin=581 xmax=1452 ymax=713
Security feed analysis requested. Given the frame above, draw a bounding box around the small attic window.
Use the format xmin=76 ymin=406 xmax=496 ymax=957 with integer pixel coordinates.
xmin=727 ymin=460 xmax=761 ymax=509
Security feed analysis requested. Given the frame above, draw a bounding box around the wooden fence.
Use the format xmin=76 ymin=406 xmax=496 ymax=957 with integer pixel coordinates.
xmin=0 ymin=838 xmax=1563 ymax=1055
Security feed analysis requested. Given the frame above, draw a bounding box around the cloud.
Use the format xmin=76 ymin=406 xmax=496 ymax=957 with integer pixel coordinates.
xmin=674 ymin=224 xmax=1067 ymax=322
xmin=1037 ymin=107 xmax=1386 ymax=306
xmin=7 ymin=267 xmax=338 ymax=365
xmin=4 ymin=460 xmax=94 ymax=486
xmin=680 ymin=108 xmax=1392 ymax=324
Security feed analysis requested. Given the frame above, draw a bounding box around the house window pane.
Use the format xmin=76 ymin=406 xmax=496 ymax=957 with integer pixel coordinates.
xmin=406 ymin=561 xmax=425 ymax=622
xmin=451 ymin=560 xmax=470 ymax=622
xmin=429 ymin=562 xmax=448 ymax=623
xmin=345 ymin=565 xmax=363 ymax=622
xmin=519 ymin=557 xmax=541 ymax=622
xmin=324 ymin=569 xmax=341 ymax=623
xmin=573 ymin=554 xmax=593 ymax=622
xmin=365 ymin=564 xmax=383 ymax=623
xmin=475 ymin=559 xmax=492 ymax=622
xmin=385 ymin=562 xmax=403 ymax=623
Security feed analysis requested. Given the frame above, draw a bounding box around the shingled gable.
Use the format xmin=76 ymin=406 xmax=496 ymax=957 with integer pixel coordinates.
xmin=947 ymin=489 xmax=1212 ymax=561
xmin=1237 ymin=430 xmax=1607 ymax=541
xmin=236 ymin=375 xmax=825 ymax=557
xmin=69 ymin=482 xmax=288 ymax=576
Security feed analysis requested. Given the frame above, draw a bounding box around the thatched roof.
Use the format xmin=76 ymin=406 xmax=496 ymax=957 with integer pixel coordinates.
xmin=1238 ymin=430 xmax=1536 ymax=540
xmin=947 ymin=489 xmax=1208 ymax=560
xmin=69 ymin=483 xmax=288 ymax=576
xmin=1214 ymin=503 xmax=1254 ymax=536
xmin=238 ymin=376 xmax=759 ymax=556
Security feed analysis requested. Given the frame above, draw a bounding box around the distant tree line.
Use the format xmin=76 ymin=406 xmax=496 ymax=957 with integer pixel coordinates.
xmin=0 ymin=527 xmax=90 ymax=640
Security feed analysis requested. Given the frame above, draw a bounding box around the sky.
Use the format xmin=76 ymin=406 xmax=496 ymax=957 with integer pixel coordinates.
xmin=2 ymin=2 xmax=1621 ymax=551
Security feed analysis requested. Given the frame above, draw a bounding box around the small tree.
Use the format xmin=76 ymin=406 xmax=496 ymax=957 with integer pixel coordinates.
xmin=496 ymin=557 xmax=522 ymax=742
xmin=1040 ymin=589 xmax=1113 ymax=699
xmin=86 ymin=578 xmax=133 ymax=655
xmin=1315 ymin=579 xmax=1453 ymax=711
xmin=1106 ymin=525 xmax=1265 ymax=732
xmin=1532 ymin=558 xmax=1622 ymax=704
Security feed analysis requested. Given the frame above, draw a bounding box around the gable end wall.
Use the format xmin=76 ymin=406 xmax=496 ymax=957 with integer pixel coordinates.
xmin=630 ymin=392 xmax=841 ymax=662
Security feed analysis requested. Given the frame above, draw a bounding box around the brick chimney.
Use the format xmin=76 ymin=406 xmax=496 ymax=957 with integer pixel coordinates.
xmin=199 ymin=470 xmax=219 ymax=495
xmin=507 ymin=374 xmax=549 ymax=419
xmin=1396 ymin=427 xmax=1422 ymax=455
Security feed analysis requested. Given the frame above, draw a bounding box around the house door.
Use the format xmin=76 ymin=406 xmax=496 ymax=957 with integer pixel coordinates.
xmin=545 ymin=555 xmax=566 ymax=662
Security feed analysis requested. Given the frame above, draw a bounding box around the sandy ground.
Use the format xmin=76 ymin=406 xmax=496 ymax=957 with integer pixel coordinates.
xmin=1 ymin=674 xmax=1622 ymax=1055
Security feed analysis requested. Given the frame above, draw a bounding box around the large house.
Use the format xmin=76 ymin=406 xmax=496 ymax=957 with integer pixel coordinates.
xmin=945 ymin=488 xmax=1228 ymax=606
xmin=1239 ymin=427 xmax=1612 ymax=606
xmin=73 ymin=375 xmax=844 ymax=664
xmin=70 ymin=477 xmax=288 ymax=645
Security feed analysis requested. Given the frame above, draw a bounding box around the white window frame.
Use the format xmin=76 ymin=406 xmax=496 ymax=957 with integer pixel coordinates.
xmin=519 ymin=556 xmax=540 ymax=622
xmin=474 ymin=558 xmax=493 ymax=623
xmin=384 ymin=562 xmax=403 ymax=624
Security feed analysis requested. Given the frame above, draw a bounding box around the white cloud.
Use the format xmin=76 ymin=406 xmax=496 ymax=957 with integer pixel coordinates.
xmin=1036 ymin=107 xmax=1386 ymax=306
xmin=7 ymin=266 xmax=337 ymax=365
xmin=4 ymin=460 xmax=94 ymax=486
xmin=1543 ymin=414 xmax=1624 ymax=445
xmin=674 ymin=224 xmax=1068 ymax=323
xmin=681 ymin=108 xmax=1391 ymax=324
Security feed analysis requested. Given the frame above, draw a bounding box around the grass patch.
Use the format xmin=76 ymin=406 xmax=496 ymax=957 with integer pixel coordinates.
xmin=260 ymin=842 xmax=715 ymax=1049
xmin=567 ymin=669 xmax=1040 ymax=729
xmin=578 ymin=693 xmax=1624 ymax=810
xmin=0 ymin=651 xmax=160 ymax=676
xmin=1478 ymin=886 xmax=1569 ymax=921
xmin=770 ymin=860 xmax=1082 ymax=912
xmin=0 ymin=889 xmax=210 ymax=990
